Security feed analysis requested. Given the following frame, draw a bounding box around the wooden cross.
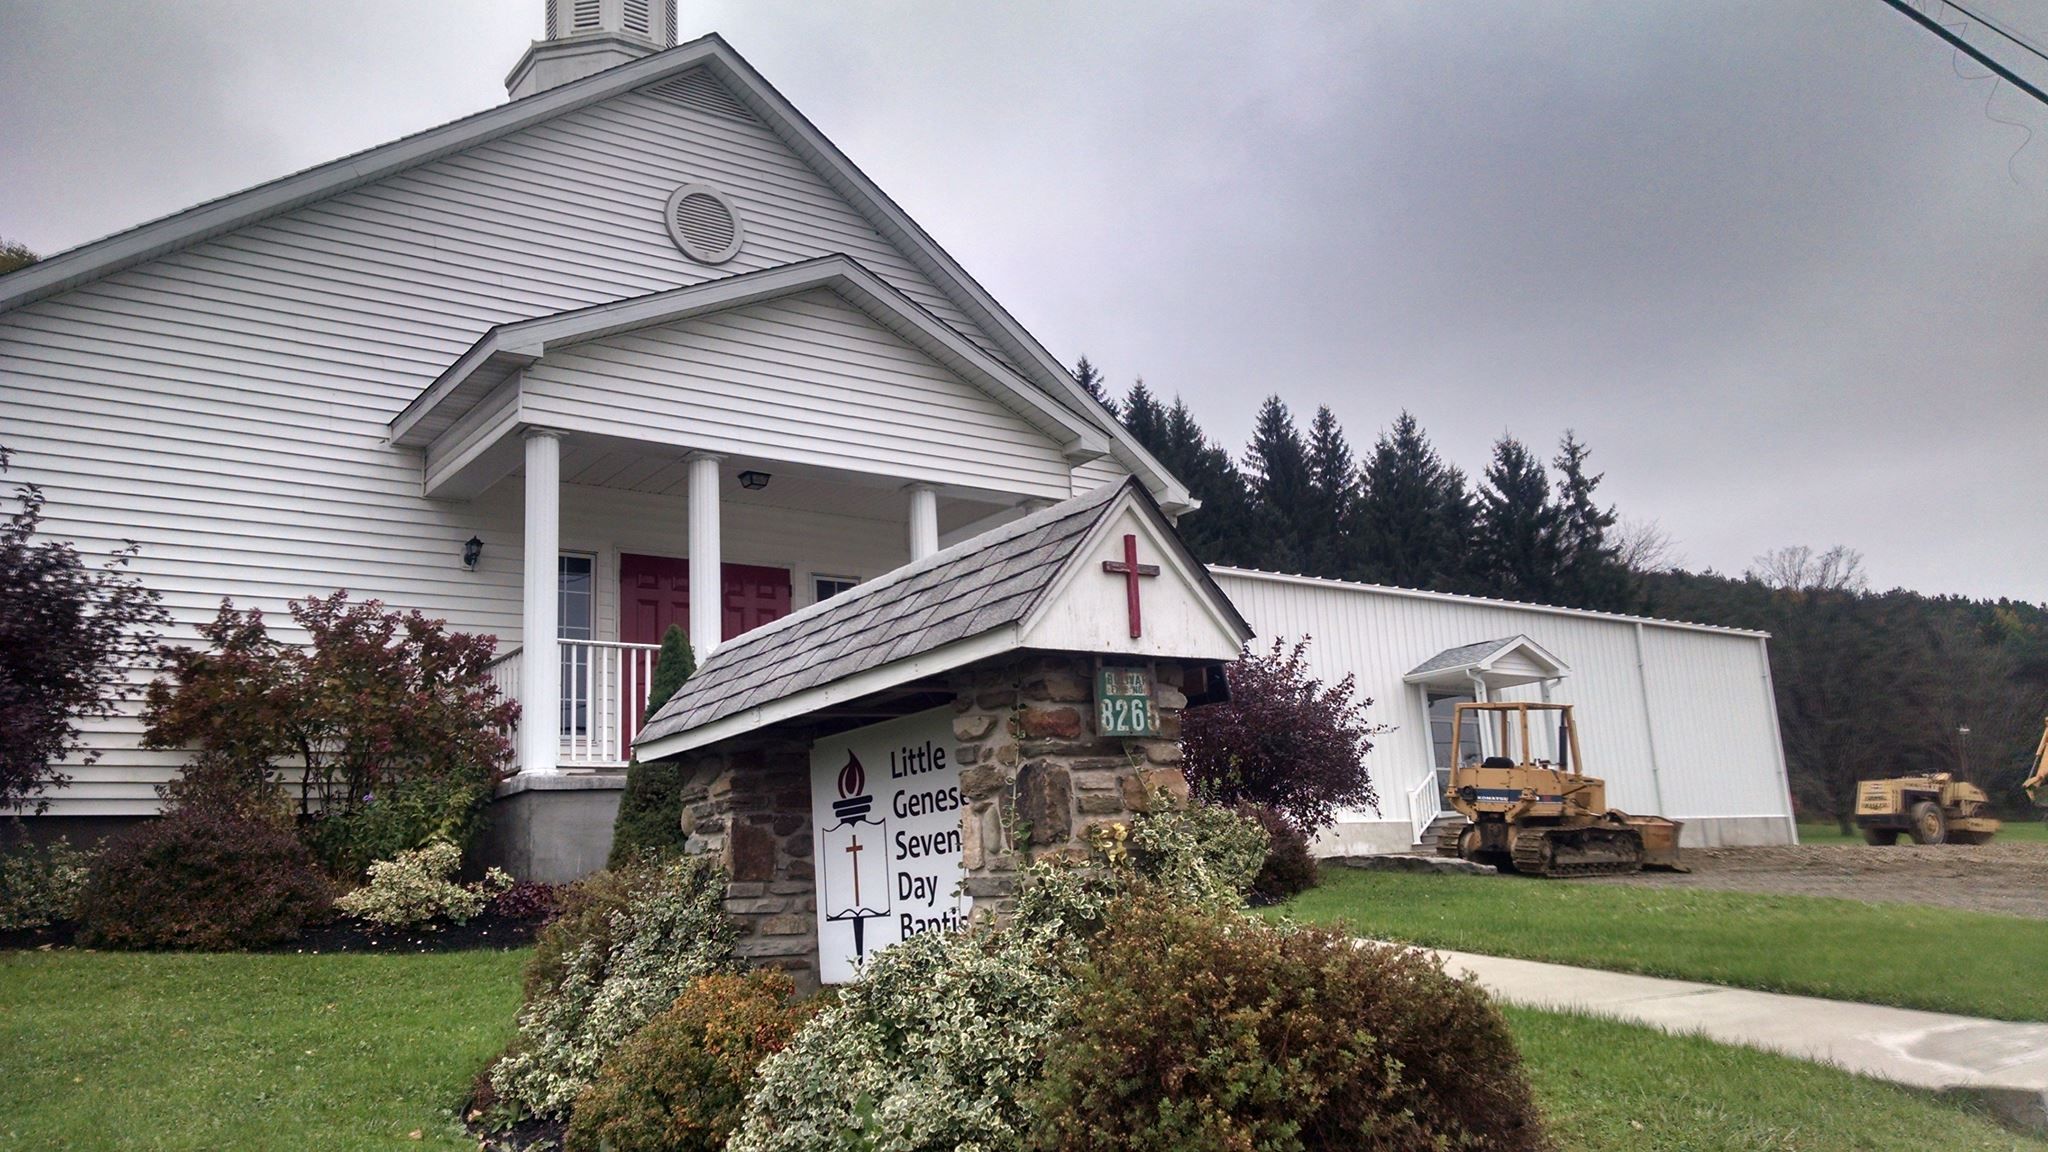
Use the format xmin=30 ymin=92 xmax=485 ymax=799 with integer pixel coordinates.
xmin=1101 ymin=533 xmax=1160 ymax=639
xmin=845 ymin=835 xmax=865 ymax=904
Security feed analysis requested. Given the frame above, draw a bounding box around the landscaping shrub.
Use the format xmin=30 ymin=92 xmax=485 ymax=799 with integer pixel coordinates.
xmin=607 ymin=760 xmax=687 ymax=867
xmin=0 ymin=444 xmax=169 ymax=813
xmin=730 ymin=920 xmax=1071 ymax=1152
xmin=607 ymin=625 xmax=693 ymax=867
xmin=489 ymin=854 xmax=739 ymax=1118
xmin=1122 ymin=801 xmax=1269 ymax=906
xmin=77 ymin=803 xmax=331 ymax=950
xmin=1183 ymin=637 xmax=1381 ymax=832
xmin=308 ymin=775 xmax=494 ymax=879
xmin=489 ymin=880 xmax=558 ymax=921
xmin=732 ymin=803 xmax=1271 ymax=1152
xmin=334 ymin=840 xmax=512 ymax=929
xmin=141 ymin=591 xmax=517 ymax=843
xmin=1026 ymin=897 xmax=1550 ymax=1152
xmin=0 ymin=831 xmax=96 ymax=931
xmin=1237 ymin=803 xmax=1319 ymax=905
xmin=566 ymin=969 xmax=820 ymax=1152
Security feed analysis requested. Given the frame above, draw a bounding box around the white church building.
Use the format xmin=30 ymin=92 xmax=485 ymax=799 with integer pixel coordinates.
xmin=0 ymin=8 xmax=1795 ymax=868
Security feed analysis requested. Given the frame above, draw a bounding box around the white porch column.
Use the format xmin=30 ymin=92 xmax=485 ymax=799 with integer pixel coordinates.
xmin=688 ymin=453 xmax=723 ymax=663
xmin=907 ymin=483 xmax=939 ymax=562
xmin=520 ymin=429 xmax=563 ymax=775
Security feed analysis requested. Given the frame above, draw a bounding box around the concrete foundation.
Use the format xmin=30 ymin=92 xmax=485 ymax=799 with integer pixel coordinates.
xmin=477 ymin=772 xmax=628 ymax=883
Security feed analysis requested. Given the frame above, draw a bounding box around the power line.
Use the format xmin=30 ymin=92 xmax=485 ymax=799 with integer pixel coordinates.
xmin=1937 ymin=0 xmax=2048 ymax=69
xmin=1878 ymin=0 xmax=2048 ymax=110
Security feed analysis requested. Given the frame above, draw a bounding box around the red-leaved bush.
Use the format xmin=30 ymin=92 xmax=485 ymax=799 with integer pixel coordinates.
xmin=0 ymin=445 xmax=169 ymax=813
xmin=141 ymin=591 xmax=518 ymax=823
xmin=1182 ymin=638 xmax=1380 ymax=834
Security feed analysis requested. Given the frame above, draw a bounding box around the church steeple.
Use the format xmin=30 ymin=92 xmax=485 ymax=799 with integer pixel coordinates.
xmin=506 ymin=0 xmax=679 ymax=99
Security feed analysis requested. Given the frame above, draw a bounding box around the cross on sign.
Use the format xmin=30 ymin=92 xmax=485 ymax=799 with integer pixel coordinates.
xmin=1101 ymin=533 xmax=1160 ymax=638
xmin=845 ymin=835 xmax=865 ymax=904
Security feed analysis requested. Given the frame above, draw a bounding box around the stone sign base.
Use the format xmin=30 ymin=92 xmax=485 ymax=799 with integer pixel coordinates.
xmin=669 ymin=651 xmax=1207 ymax=991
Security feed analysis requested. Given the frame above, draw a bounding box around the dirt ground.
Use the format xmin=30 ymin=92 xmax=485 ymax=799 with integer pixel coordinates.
xmin=1596 ymin=840 xmax=2048 ymax=919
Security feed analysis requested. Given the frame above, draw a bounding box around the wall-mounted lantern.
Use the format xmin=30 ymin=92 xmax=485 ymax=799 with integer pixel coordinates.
xmin=462 ymin=535 xmax=484 ymax=570
xmin=738 ymin=470 xmax=771 ymax=491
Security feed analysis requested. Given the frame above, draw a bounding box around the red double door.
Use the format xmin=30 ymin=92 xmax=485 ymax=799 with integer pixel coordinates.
xmin=619 ymin=553 xmax=791 ymax=741
xmin=619 ymin=553 xmax=791 ymax=646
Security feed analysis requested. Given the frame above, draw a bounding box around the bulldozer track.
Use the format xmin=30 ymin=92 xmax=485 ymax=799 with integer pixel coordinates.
xmin=1511 ymin=828 xmax=1645 ymax=878
xmin=1435 ymin=823 xmax=1469 ymax=859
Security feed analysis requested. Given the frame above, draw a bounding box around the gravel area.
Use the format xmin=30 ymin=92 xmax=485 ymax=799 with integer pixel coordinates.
xmin=1595 ymin=841 xmax=2048 ymax=919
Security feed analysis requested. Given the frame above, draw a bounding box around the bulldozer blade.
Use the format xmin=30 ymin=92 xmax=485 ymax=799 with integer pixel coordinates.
xmin=1629 ymin=815 xmax=1688 ymax=872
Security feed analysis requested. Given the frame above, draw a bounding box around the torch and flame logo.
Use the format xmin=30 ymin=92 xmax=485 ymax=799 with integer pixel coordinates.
xmin=831 ymin=751 xmax=872 ymax=822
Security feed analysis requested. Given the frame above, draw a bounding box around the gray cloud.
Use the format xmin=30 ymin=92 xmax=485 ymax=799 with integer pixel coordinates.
xmin=3 ymin=0 xmax=2043 ymax=599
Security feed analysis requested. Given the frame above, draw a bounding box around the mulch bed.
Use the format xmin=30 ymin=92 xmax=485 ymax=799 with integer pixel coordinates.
xmin=0 ymin=911 xmax=548 ymax=954
xmin=276 ymin=909 xmax=549 ymax=954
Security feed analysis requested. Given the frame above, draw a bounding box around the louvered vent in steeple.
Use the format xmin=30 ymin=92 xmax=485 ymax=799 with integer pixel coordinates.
xmin=642 ymin=69 xmax=759 ymax=124
xmin=664 ymin=184 xmax=744 ymax=264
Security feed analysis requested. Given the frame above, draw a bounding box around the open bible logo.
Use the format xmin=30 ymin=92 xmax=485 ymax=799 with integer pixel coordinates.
xmin=820 ymin=749 xmax=890 ymax=961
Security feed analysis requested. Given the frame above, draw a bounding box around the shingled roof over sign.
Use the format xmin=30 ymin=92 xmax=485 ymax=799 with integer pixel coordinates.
xmin=634 ymin=478 xmax=1251 ymax=758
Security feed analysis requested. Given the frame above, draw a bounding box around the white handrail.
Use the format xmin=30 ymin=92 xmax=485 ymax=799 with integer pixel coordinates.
xmin=1408 ymin=769 xmax=1444 ymax=846
xmin=558 ymin=638 xmax=662 ymax=767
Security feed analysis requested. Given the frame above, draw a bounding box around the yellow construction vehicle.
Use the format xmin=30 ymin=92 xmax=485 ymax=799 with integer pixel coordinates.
xmin=1853 ymin=774 xmax=1999 ymax=845
xmin=2025 ymin=716 xmax=2048 ymax=808
xmin=1434 ymin=701 xmax=1685 ymax=877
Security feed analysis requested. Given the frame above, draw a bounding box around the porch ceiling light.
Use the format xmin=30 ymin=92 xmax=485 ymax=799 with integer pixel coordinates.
xmin=462 ymin=535 xmax=484 ymax=570
xmin=738 ymin=470 xmax=771 ymax=491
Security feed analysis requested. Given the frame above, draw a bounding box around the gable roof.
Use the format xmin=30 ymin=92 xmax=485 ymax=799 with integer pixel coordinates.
xmin=388 ymin=254 xmax=1109 ymax=459
xmin=1404 ymin=635 xmax=1569 ymax=687
xmin=0 ymin=34 xmax=1193 ymax=511
xmin=635 ymin=477 xmax=1250 ymax=758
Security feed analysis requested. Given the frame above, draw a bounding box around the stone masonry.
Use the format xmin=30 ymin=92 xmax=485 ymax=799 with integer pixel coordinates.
xmin=670 ymin=650 xmax=1210 ymax=988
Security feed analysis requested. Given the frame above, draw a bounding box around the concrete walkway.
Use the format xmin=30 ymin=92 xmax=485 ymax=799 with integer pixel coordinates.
xmin=1419 ymin=945 xmax=2048 ymax=1132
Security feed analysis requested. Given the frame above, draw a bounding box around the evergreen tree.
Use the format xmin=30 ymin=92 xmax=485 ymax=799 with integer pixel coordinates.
xmin=609 ymin=623 xmax=696 ymax=866
xmin=1121 ymin=377 xmax=1166 ymax=450
xmin=1551 ymin=431 xmax=1632 ymax=611
xmin=1243 ymin=396 xmax=1314 ymax=573
xmin=644 ymin=623 xmax=695 ymax=715
xmin=1073 ymin=355 xmax=1115 ymax=416
xmin=1303 ymin=406 xmax=1362 ymax=579
xmin=1358 ymin=412 xmax=1470 ymax=592
xmin=1475 ymin=435 xmax=1566 ymax=603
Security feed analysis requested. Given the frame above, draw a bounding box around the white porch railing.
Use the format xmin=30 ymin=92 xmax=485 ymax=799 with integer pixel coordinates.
xmin=1408 ymin=769 xmax=1445 ymax=846
xmin=486 ymin=639 xmax=664 ymax=769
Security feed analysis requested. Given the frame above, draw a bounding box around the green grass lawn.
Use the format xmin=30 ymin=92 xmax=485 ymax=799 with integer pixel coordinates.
xmin=1797 ymin=819 xmax=2048 ymax=844
xmin=1507 ymin=1008 xmax=2048 ymax=1151
xmin=1276 ymin=868 xmax=2048 ymax=1021
xmin=0 ymin=949 xmax=526 ymax=1151
xmin=0 ymin=947 xmax=2039 ymax=1151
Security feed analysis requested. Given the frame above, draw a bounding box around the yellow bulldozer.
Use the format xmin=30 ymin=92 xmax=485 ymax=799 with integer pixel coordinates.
xmin=1434 ymin=701 xmax=1685 ymax=877
xmin=2026 ymin=715 xmax=2048 ymax=809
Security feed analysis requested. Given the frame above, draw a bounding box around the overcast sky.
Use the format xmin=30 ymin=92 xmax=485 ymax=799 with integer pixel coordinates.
xmin=3 ymin=1 xmax=2044 ymax=601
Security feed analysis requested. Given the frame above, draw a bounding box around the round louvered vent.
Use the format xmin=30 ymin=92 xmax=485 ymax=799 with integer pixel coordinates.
xmin=663 ymin=183 xmax=744 ymax=264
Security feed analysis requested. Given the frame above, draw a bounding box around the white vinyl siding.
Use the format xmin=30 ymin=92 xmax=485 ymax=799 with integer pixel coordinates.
xmin=1070 ymin=456 xmax=1130 ymax=495
xmin=519 ymin=289 xmax=1073 ymax=497
xmin=1209 ymin=569 xmax=1795 ymax=845
xmin=0 ymin=81 xmax=1046 ymax=815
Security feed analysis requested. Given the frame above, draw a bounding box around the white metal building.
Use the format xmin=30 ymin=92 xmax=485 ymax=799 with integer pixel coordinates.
xmin=1212 ymin=568 xmax=1798 ymax=852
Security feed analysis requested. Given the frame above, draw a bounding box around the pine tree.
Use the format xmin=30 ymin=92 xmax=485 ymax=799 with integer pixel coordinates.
xmin=1121 ymin=378 xmax=1166 ymax=450
xmin=1551 ymin=431 xmax=1631 ymax=611
xmin=1073 ymin=355 xmax=1115 ymax=416
xmin=1303 ymin=406 xmax=1362 ymax=579
xmin=608 ymin=623 xmax=695 ymax=866
xmin=1243 ymin=396 xmax=1313 ymax=573
xmin=1476 ymin=435 xmax=1566 ymax=604
xmin=1358 ymin=412 xmax=1470 ymax=591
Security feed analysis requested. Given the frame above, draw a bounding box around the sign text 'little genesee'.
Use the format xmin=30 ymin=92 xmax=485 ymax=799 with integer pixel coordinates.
xmin=810 ymin=707 xmax=970 ymax=984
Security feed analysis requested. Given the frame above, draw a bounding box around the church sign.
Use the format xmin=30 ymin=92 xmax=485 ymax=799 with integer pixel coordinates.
xmin=810 ymin=707 xmax=971 ymax=985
